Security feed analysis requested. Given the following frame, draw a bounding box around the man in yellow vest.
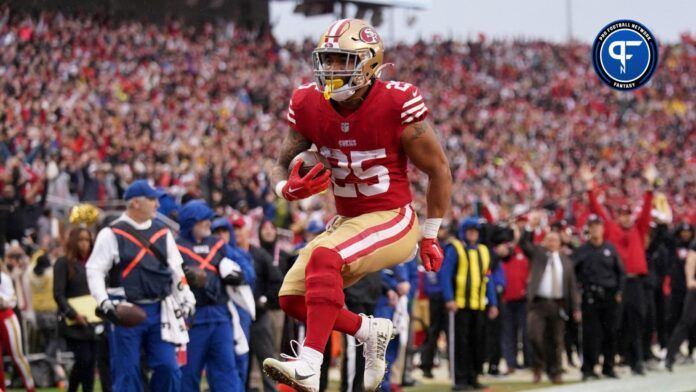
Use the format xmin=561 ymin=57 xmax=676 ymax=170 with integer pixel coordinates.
xmin=440 ymin=217 xmax=499 ymax=391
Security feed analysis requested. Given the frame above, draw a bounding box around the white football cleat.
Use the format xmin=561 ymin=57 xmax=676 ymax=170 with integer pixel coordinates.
xmin=360 ymin=316 xmax=395 ymax=391
xmin=263 ymin=340 xmax=321 ymax=392
xmin=263 ymin=357 xmax=319 ymax=392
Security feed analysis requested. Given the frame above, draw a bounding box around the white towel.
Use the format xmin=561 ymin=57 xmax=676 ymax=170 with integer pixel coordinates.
xmin=227 ymin=301 xmax=250 ymax=355
xmin=161 ymin=295 xmax=189 ymax=346
xmin=226 ymin=284 xmax=256 ymax=321
xmin=220 ymin=258 xmax=256 ymax=320
xmin=392 ymin=295 xmax=410 ymax=347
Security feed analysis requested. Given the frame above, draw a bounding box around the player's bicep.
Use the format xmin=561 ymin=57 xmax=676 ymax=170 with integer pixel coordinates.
xmin=401 ymin=120 xmax=449 ymax=176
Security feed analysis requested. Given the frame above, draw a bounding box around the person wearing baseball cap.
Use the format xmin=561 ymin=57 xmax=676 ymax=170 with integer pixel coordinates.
xmin=573 ymin=214 xmax=625 ymax=380
xmin=122 ymin=179 xmax=166 ymax=200
xmin=86 ymin=180 xmax=196 ymax=392
xmin=177 ymin=200 xmax=246 ymax=392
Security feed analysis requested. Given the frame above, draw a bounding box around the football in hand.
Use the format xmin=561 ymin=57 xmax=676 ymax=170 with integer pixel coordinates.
xmin=116 ymin=302 xmax=147 ymax=327
xmin=289 ymin=151 xmax=330 ymax=178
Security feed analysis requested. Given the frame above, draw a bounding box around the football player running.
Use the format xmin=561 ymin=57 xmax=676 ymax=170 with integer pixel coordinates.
xmin=263 ymin=18 xmax=452 ymax=392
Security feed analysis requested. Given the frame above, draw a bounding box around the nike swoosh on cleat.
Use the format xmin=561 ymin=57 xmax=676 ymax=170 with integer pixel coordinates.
xmin=294 ymin=369 xmax=315 ymax=381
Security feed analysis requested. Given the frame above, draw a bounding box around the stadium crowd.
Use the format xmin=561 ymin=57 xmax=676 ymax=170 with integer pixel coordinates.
xmin=0 ymin=5 xmax=695 ymax=392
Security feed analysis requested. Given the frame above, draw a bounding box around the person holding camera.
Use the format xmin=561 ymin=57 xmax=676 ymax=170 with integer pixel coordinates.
xmin=86 ymin=180 xmax=196 ymax=392
xmin=573 ymin=215 xmax=625 ymax=380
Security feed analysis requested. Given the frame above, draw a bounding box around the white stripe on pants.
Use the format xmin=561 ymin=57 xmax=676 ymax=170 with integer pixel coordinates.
xmin=3 ymin=314 xmax=34 ymax=388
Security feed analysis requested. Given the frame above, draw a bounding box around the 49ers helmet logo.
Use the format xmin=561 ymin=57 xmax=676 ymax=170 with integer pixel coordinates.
xmin=358 ymin=27 xmax=380 ymax=44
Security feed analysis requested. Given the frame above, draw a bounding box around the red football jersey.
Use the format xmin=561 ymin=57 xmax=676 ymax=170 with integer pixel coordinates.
xmin=286 ymin=79 xmax=428 ymax=217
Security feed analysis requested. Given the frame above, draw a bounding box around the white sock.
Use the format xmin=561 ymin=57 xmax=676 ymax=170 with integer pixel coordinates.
xmin=300 ymin=346 xmax=324 ymax=372
xmin=354 ymin=315 xmax=371 ymax=342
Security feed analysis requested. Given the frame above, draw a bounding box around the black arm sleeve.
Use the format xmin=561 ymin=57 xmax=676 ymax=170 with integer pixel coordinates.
xmin=52 ymin=258 xmax=76 ymax=319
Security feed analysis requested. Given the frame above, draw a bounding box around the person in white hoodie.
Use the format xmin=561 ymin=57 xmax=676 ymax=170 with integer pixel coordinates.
xmin=86 ymin=180 xmax=195 ymax=392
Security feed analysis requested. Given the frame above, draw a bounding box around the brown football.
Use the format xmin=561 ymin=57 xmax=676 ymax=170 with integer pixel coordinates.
xmin=185 ymin=267 xmax=208 ymax=288
xmin=116 ymin=302 xmax=147 ymax=327
xmin=289 ymin=151 xmax=330 ymax=178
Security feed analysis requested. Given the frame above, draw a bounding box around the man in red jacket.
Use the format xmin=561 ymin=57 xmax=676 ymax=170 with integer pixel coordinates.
xmin=580 ymin=166 xmax=656 ymax=375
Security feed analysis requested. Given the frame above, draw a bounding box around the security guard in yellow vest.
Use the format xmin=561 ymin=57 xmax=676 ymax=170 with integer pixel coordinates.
xmin=439 ymin=217 xmax=499 ymax=391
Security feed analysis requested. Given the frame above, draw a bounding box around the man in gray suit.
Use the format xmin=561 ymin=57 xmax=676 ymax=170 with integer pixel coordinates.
xmin=517 ymin=211 xmax=580 ymax=385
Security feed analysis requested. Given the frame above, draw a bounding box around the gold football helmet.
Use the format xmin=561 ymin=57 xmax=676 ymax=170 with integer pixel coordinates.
xmin=312 ymin=18 xmax=385 ymax=101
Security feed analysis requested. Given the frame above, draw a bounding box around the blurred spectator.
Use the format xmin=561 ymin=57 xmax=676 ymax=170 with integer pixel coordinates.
xmin=486 ymin=250 xmax=506 ymax=376
xmin=258 ymin=219 xmax=292 ymax=356
xmin=418 ymin=224 xmax=451 ymax=379
xmin=53 ymin=227 xmax=111 ymax=392
xmin=573 ymin=215 xmax=624 ymax=380
xmin=665 ymin=243 xmax=696 ymax=371
xmin=440 ymin=217 xmax=499 ymax=390
xmin=581 ymin=167 xmax=656 ymax=375
xmin=666 ymin=223 xmax=696 ymax=359
xmin=1 ymin=185 xmax=23 ymax=243
xmin=237 ymin=218 xmax=282 ymax=392
xmin=520 ymin=212 xmax=580 ymax=385
xmin=646 ymin=222 xmax=673 ymax=350
xmin=643 ymin=222 xmax=671 ymax=366
xmin=0 ymin=251 xmax=36 ymax=391
xmin=552 ymin=221 xmax=581 ymax=367
xmin=5 ymin=244 xmax=33 ymax=325
xmin=499 ymin=240 xmax=531 ymax=374
xmin=211 ymin=216 xmax=257 ymax=387
xmin=29 ymin=238 xmax=66 ymax=387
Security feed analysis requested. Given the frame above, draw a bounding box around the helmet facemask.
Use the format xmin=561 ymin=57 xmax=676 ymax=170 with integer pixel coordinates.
xmin=312 ymin=48 xmax=375 ymax=101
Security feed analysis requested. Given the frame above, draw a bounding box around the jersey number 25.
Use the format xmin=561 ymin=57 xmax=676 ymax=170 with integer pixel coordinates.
xmin=319 ymin=147 xmax=390 ymax=198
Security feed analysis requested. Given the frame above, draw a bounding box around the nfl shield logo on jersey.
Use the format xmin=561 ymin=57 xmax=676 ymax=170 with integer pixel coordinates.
xmin=341 ymin=122 xmax=350 ymax=133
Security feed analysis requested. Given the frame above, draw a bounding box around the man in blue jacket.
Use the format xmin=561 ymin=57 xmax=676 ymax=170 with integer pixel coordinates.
xmin=177 ymin=200 xmax=244 ymax=392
